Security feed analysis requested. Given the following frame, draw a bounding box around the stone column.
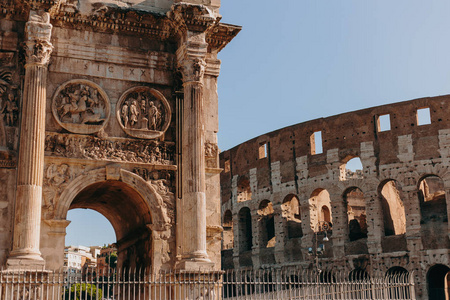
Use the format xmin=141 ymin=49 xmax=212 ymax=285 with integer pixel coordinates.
xmin=7 ymin=11 xmax=53 ymax=268
xmin=172 ymin=3 xmax=217 ymax=269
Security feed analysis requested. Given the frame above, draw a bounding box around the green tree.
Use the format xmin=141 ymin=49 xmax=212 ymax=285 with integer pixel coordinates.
xmin=105 ymin=252 xmax=118 ymax=269
xmin=64 ymin=283 xmax=102 ymax=300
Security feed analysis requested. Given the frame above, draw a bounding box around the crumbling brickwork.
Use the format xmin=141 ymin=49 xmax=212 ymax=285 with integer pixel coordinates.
xmin=220 ymin=96 xmax=450 ymax=299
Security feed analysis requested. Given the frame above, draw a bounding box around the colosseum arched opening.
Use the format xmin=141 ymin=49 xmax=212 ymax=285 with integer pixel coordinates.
xmin=309 ymin=189 xmax=333 ymax=231
xmin=427 ymin=264 xmax=450 ymax=300
xmin=418 ymin=175 xmax=450 ymax=250
xmin=281 ymin=194 xmax=303 ymax=239
xmin=379 ymin=179 xmax=407 ymax=236
xmin=222 ymin=210 xmax=234 ymax=250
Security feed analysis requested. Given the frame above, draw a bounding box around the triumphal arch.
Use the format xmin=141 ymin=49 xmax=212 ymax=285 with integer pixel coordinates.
xmin=0 ymin=0 xmax=240 ymax=272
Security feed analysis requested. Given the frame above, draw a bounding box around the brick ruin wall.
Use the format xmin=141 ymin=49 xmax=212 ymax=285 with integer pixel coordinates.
xmin=219 ymin=95 xmax=450 ymax=299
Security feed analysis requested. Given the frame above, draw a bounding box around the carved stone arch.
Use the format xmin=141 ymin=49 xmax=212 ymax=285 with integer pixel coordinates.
xmin=337 ymin=177 xmax=377 ymax=196
xmin=55 ymin=167 xmax=170 ymax=228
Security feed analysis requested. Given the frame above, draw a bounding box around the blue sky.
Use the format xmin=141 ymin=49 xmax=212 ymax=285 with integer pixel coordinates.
xmin=65 ymin=0 xmax=450 ymax=246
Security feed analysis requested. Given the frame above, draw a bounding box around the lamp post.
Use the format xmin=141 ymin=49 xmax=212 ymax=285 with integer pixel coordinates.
xmin=307 ymin=221 xmax=330 ymax=272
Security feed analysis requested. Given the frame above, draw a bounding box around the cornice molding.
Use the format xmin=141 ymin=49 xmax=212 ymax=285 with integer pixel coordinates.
xmin=1 ymin=2 xmax=240 ymax=53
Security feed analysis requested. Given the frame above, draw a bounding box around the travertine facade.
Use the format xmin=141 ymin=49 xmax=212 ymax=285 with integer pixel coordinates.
xmin=0 ymin=0 xmax=239 ymax=275
xmin=220 ymin=97 xmax=450 ymax=299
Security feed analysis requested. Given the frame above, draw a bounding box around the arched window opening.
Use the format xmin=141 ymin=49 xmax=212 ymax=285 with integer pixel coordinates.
xmin=258 ymin=200 xmax=275 ymax=248
xmin=321 ymin=206 xmax=331 ymax=224
xmin=379 ymin=180 xmax=406 ymax=236
xmin=309 ymin=189 xmax=332 ymax=231
xmin=419 ymin=175 xmax=448 ymax=224
xmin=238 ymin=207 xmax=252 ymax=253
xmin=282 ymin=194 xmax=303 ymax=239
xmin=344 ymin=187 xmax=367 ymax=241
xmin=427 ymin=264 xmax=450 ymax=300
xmin=340 ymin=157 xmax=363 ymax=181
xmin=237 ymin=176 xmax=252 ymax=202
xmin=386 ymin=266 xmax=408 ymax=276
xmin=222 ymin=210 xmax=234 ymax=250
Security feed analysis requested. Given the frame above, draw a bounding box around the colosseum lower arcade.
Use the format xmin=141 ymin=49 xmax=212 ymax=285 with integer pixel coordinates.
xmin=220 ymin=96 xmax=450 ymax=299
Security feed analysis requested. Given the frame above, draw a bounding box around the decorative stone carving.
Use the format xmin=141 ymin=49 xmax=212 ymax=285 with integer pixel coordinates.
xmin=43 ymin=163 xmax=83 ymax=217
xmin=24 ymin=39 xmax=53 ymax=66
xmin=1 ymin=91 xmax=19 ymax=126
xmin=133 ymin=168 xmax=175 ymax=222
xmin=51 ymin=80 xmax=110 ymax=134
xmin=205 ymin=142 xmax=218 ymax=168
xmin=179 ymin=57 xmax=207 ymax=83
xmin=45 ymin=133 xmax=175 ymax=164
xmin=116 ymin=86 xmax=171 ymax=139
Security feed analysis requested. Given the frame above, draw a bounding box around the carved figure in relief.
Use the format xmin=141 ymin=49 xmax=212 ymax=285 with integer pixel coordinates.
xmin=43 ymin=163 xmax=76 ymax=215
xmin=45 ymin=133 xmax=175 ymax=165
xmin=130 ymin=100 xmax=139 ymax=126
xmin=52 ymin=80 xmax=110 ymax=134
xmin=121 ymin=101 xmax=129 ymax=128
xmin=148 ymin=101 xmax=160 ymax=130
xmin=1 ymin=92 xmax=18 ymax=126
xmin=116 ymin=87 xmax=171 ymax=139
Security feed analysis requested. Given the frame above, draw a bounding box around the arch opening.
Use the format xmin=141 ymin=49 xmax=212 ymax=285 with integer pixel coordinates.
xmin=340 ymin=156 xmax=363 ymax=181
xmin=344 ymin=187 xmax=367 ymax=242
xmin=238 ymin=207 xmax=252 ymax=253
xmin=379 ymin=180 xmax=406 ymax=236
xmin=418 ymin=175 xmax=449 ymax=250
xmin=222 ymin=210 xmax=234 ymax=250
xmin=237 ymin=176 xmax=252 ymax=202
xmin=309 ymin=189 xmax=332 ymax=232
xmin=282 ymin=194 xmax=302 ymax=239
xmin=258 ymin=200 xmax=275 ymax=248
xmin=427 ymin=264 xmax=450 ymax=300
xmin=67 ymin=180 xmax=154 ymax=270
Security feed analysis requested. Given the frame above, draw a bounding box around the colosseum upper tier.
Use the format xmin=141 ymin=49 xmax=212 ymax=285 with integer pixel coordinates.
xmin=219 ymin=95 xmax=450 ymax=298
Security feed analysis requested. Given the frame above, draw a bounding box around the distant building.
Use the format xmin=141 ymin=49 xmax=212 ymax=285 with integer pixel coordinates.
xmin=64 ymin=245 xmax=100 ymax=276
xmin=97 ymin=245 xmax=117 ymax=276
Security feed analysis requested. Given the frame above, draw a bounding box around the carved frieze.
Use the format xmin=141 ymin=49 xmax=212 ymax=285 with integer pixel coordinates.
xmin=205 ymin=142 xmax=218 ymax=168
xmin=116 ymin=87 xmax=171 ymax=139
xmin=133 ymin=168 xmax=175 ymax=222
xmin=45 ymin=133 xmax=175 ymax=165
xmin=51 ymin=80 xmax=110 ymax=134
xmin=43 ymin=163 xmax=83 ymax=217
xmin=1 ymin=90 xmax=19 ymax=127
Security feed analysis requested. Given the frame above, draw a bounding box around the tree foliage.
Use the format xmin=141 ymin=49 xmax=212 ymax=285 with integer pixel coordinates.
xmin=64 ymin=283 xmax=102 ymax=300
xmin=105 ymin=252 xmax=118 ymax=269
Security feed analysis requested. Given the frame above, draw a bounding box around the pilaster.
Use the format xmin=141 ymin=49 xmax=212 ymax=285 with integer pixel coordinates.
xmin=7 ymin=10 xmax=53 ymax=269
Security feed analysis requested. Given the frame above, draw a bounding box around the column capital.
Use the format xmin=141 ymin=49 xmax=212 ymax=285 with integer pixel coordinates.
xmin=178 ymin=55 xmax=207 ymax=83
xmin=24 ymin=11 xmax=53 ymax=67
xmin=168 ymin=3 xmax=219 ymax=34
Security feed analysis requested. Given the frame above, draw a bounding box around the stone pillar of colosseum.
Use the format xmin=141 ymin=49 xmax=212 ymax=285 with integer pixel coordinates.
xmin=251 ymin=209 xmax=261 ymax=268
xmin=328 ymin=191 xmax=347 ymax=258
xmin=403 ymin=187 xmax=424 ymax=254
xmin=273 ymin=203 xmax=286 ymax=265
xmin=365 ymin=190 xmax=383 ymax=254
xmin=172 ymin=3 xmax=216 ymax=269
xmin=6 ymin=11 xmax=53 ymax=268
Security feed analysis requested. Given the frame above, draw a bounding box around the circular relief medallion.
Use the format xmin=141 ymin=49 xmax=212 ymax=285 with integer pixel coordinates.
xmin=116 ymin=87 xmax=171 ymax=139
xmin=51 ymin=80 xmax=110 ymax=134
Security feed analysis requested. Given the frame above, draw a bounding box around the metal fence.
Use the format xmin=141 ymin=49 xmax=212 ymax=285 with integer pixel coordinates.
xmin=0 ymin=267 xmax=415 ymax=300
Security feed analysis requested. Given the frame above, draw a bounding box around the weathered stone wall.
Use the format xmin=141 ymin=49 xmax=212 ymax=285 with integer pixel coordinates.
xmin=220 ymin=96 xmax=450 ymax=299
xmin=0 ymin=0 xmax=239 ymax=276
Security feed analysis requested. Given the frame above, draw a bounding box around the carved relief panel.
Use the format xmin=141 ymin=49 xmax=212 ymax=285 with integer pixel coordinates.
xmin=116 ymin=86 xmax=171 ymax=139
xmin=51 ymin=79 xmax=110 ymax=134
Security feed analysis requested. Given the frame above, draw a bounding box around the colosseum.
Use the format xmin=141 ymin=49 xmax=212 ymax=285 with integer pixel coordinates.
xmin=220 ymin=95 xmax=450 ymax=299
